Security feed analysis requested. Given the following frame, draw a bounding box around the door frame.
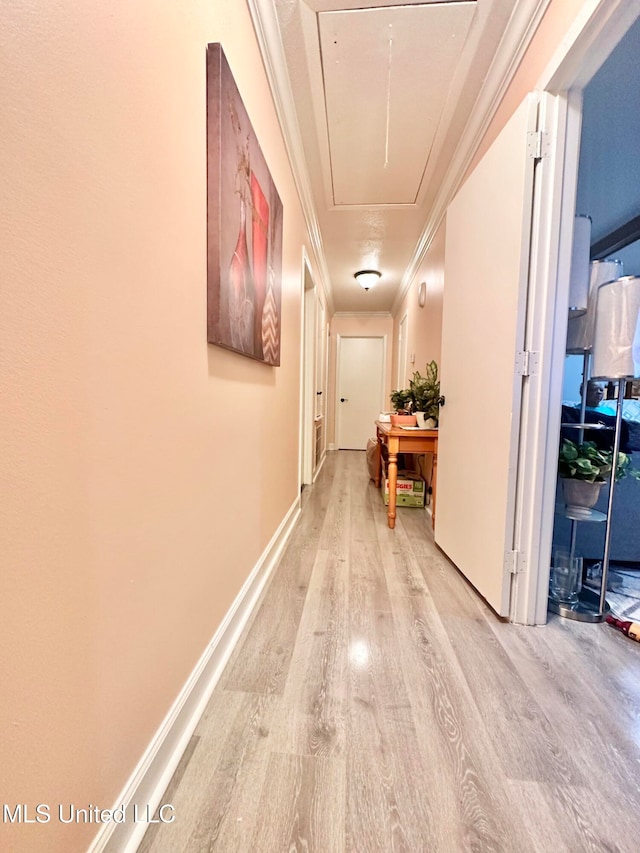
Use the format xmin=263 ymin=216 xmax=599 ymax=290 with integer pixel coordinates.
xmin=314 ymin=296 xmax=327 ymax=471
xmin=511 ymin=0 xmax=639 ymax=624
xmin=299 ymin=249 xmax=316 ymax=488
xmin=335 ymin=334 xmax=387 ymax=450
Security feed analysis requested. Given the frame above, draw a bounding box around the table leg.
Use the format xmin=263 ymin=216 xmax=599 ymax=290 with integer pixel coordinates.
xmin=431 ymin=452 xmax=437 ymax=530
xmin=387 ymin=451 xmax=398 ymax=529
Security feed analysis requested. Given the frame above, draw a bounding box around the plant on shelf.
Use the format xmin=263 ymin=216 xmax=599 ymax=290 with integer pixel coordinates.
xmin=558 ymin=439 xmax=611 ymax=483
xmin=558 ymin=438 xmax=639 ymax=481
xmin=558 ymin=438 xmax=639 ymax=509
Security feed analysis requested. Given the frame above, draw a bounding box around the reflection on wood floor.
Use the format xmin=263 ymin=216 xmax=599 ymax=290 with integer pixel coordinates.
xmin=140 ymin=450 xmax=640 ymax=852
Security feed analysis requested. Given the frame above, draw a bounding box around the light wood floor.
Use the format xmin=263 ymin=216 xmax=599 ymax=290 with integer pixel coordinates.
xmin=140 ymin=451 xmax=640 ymax=852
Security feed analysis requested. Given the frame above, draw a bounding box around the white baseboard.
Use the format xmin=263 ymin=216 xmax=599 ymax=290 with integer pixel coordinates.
xmin=328 ymin=443 xmax=337 ymax=451
xmin=88 ymin=495 xmax=301 ymax=853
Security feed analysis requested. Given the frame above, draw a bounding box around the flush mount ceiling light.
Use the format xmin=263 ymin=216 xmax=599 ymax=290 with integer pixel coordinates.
xmin=354 ymin=270 xmax=381 ymax=292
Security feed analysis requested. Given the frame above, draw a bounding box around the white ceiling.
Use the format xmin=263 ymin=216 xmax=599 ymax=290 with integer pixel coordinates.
xmin=251 ymin=0 xmax=547 ymax=312
xmin=320 ymin=4 xmax=475 ymax=205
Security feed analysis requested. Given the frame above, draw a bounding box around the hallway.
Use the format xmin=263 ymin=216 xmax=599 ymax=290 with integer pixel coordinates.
xmin=140 ymin=450 xmax=640 ymax=852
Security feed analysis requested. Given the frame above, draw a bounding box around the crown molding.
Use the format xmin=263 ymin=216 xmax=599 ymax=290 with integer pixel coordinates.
xmin=332 ymin=311 xmax=393 ymax=318
xmin=391 ymin=0 xmax=553 ymax=317
xmin=246 ymin=0 xmax=335 ymax=315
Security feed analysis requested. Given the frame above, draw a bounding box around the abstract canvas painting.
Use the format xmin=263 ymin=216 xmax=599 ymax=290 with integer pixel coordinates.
xmin=206 ymin=43 xmax=283 ymax=366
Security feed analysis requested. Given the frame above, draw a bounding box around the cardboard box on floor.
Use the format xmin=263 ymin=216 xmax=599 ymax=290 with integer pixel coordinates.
xmin=402 ymin=453 xmax=433 ymax=506
xmin=380 ymin=464 xmax=426 ymax=507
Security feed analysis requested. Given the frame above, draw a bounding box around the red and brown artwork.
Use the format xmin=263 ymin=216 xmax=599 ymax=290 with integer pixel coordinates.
xmin=206 ymin=43 xmax=283 ymax=366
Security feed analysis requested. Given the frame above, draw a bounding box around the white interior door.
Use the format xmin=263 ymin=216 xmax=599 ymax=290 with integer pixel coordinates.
xmin=435 ymin=95 xmax=538 ymax=617
xmin=337 ymin=336 xmax=385 ymax=450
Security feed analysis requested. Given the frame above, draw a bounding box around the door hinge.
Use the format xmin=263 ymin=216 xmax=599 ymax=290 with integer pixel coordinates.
xmin=515 ymin=350 xmax=539 ymax=377
xmin=527 ymin=130 xmax=550 ymax=159
xmin=505 ymin=550 xmax=525 ymax=575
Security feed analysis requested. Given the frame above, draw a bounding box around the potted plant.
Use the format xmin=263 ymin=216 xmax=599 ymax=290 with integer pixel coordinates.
xmin=389 ymin=361 xmax=444 ymax=427
xmin=558 ymin=438 xmax=638 ymax=508
xmin=409 ymin=360 xmax=442 ymax=428
xmin=389 ymin=387 xmax=417 ymax=426
xmin=390 ymin=388 xmax=413 ymax=414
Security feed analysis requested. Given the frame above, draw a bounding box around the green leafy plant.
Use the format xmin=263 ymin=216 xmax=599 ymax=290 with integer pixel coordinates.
xmin=390 ymin=388 xmax=413 ymax=413
xmin=558 ymin=439 xmax=610 ymax=482
xmin=390 ymin=361 xmax=444 ymax=423
xmin=558 ymin=438 xmax=639 ymax=483
xmin=408 ymin=360 xmax=442 ymax=423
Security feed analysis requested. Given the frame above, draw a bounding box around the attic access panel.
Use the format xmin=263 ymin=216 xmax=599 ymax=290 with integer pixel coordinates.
xmin=319 ymin=3 xmax=476 ymax=206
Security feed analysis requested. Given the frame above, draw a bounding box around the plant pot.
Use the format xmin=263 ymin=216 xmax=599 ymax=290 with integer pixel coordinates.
xmin=390 ymin=414 xmax=417 ymax=426
xmin=415 ymin=412 xmax=437 ymax=429
xmin=561 ymin=478 xmax=605 ymax=509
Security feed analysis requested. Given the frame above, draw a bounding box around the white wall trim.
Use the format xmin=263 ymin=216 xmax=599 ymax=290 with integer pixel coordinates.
xmin=391 ymin=0 xmax=553 ymax=316
xmin=88 ymin=496 xmax=302 ymax=853
xmin=246 ymin=0 xmax=335 ymax=315
xmin=328 ymin=442 xmax=337 ymax=451
xmin=332 ymin=311 xmax=393 ymax=318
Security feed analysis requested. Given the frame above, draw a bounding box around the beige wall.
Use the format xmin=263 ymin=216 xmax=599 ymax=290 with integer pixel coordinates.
xmin=391 ymin=222 xmax=445 ymax=390
xmin=0 ymin=2 xmax=314 ymax=850
xmin=327 ymin=314 xmax=394 ymax=446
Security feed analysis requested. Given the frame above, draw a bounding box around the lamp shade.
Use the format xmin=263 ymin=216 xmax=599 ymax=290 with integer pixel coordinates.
xmin=566 ymin=259 xmax=623 ymax=354
xmin=592 ymin=275 xmax=640 ymax=379
xmin=568 ymin=215 xmax=591 ymax=315
xmin=354 ymin=270 xmax=381 ymax=290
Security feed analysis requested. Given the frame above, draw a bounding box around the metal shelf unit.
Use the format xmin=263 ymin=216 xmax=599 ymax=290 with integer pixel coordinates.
xmin=550 ymin=352 xmax=626 ymax=622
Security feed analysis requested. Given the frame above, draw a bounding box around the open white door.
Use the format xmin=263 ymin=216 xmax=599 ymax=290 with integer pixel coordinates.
xmin=435 ymin=94 xmax=539 ymax=617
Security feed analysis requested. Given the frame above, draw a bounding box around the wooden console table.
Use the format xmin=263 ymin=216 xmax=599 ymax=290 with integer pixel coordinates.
xmin=374 ymin=421 xmax=438 ymax=530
